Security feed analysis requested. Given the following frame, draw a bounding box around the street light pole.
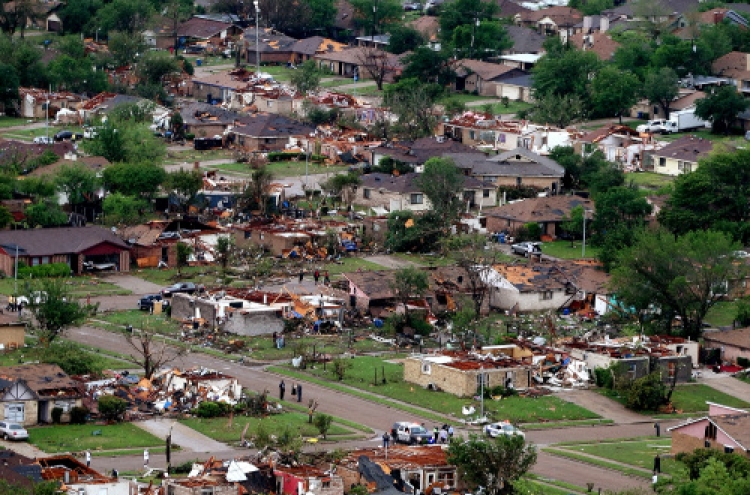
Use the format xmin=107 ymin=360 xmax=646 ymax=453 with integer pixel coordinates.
xmin=254 ymin=1 xmax=260 ymax=75
xmin=13 ymin=244 xmax=18 ymax=295
xmin=582 ymin=209 xmax=587 ymax=258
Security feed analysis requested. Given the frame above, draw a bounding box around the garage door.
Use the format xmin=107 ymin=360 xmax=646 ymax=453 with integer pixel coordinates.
xmin=4 ymin=403 xmax=24 ymax=422
xmin=500 ymin=86 xmax=521 ymax=100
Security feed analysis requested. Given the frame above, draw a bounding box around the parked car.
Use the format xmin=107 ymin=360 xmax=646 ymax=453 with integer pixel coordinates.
xmin=635 ymin=119 xmax=668 ymax=133
xmin=54 ymin=130 xmax=83 ymax=141
xmin=511 ymin=241 xmax=542 ymax=257
xmin=0 ymin=421 xmax=29 ymax=441
xmin=83 ymin=126 xmax=100 ymax=139
xmin=484 ymin=421 xmax=525 ymax=439
xmin=138 ymin=294 xmax=170 ymax=311
xmin=185 ymin=45 xmax=205 ymax=54
xmin=32 ymin=136 xmax=53 ymax=144
xmin=403 ymin=2 xmax=422 ymax=10
xmin=391 ymin=422 xmax=432 ymax=444
xmin=161 ymin=282 xmax=205 ymax=297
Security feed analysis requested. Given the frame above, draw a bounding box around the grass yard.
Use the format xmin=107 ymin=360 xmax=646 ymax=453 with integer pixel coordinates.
xmin=658 ymin=129 xmax=736 ymax=143
xmin=439 ymin=93 xmax=499 ymax=105
xmin=93 ymin=309 xmax=182 ymax=336
xmin=0 ymin=116 xmax=29 ymax=128
xmin=238 ymin=333 xmax=395 ymax=361
xmin=541 ymin=240 xmax=601 ymax=260
xmin=205 ymin=160 xmax=349 ymax=178
xmin=555 ymin=438 xmax=677 ymax=476
xmin=625 ymin=171 xmax=675 ymax=191
xmin=164 ymin=148 xmax=233 ymax=164
xmin=272 ymin=356 xmax=599 ymax=423
xmin=0 ymin=276 xmax=131 ymax=298
xmin=486 ymin=100 xmax=532 ymax=116
xmin=704 ymin=299 xmax=740 ymax=327
xmin=2 ymin=126 xmax=85 ymax=142
xmin=132 ymin=266 xmax=223 ymax=288
xmin=181 ymin=412 xmax=357 ymax=444
xmin=29 ymin=423 xmax=164 ymax=453
xmin=542 ymin=448 xmax=653 ymax=480
xmin=334 ymin=83 xmax=387 ymax=97
xmin=598 ymin=383 xmax=750 ymax=413
xmin=0 ymin=338 xmax=132 ymax=370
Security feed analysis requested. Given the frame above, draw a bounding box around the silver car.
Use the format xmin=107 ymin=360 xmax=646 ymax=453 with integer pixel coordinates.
xmin=0 ymin=421 xmax=29 ymax=441
xmin=484 ymin=421 xmax=525 ymax=439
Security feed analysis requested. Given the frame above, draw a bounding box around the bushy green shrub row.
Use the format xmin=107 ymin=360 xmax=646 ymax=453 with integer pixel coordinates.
xmin=18 ymin=262 xmax=71 ymax=279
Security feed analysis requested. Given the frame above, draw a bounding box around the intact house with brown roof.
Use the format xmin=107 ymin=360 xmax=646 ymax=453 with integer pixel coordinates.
xmin=703 ymin=327 xmax=750 ymax=364
xmin=355 ymin=173 xmax=497 ymax=213
xmin=314 ymin=47 xmax=403 ymax=82
xmin=447 ymin=147 xmax=565 ymax=194
xmin=516 ymin=6 xmax=583 ymax=40
xmin=484 ymin=259 xmax=609 ymax=313
xmin=0 ymin=313 xmax=25 ymax=353
xmin=453 ymin=59 xmax=528 ymax=96
xmin=669 ymin=403 xmax=750 ymax=458
xmin=243 ymin=27 xmax=297 ymax=65
xmin=0 ymin=226 xmax=131 ymax=275
xmin=503 ymin=25 xmax=546 ymax=55
xmin=177 ymin=17 xmax=242 ymax=46
xmin=650 ymin=135 xmax=715 ymax=176
xmin=484 ymin=194 xmax=594 ymax=237
xmin=0 ymin=364 xmax=83 ymax=425
xmin=227 ymin=113 xmax=314 ymax=151
xmin=568 ymin=31 xmax=620 ymax=61
xmin=712 ymin=51 xmax=750 ymax=94
xmin=369 ymin=136 xmax=485 ymax=172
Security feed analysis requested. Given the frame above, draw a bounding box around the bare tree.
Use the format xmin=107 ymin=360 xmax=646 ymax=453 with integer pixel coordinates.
xmin=124 ymin=325 xmax=186 ymax=379
xmin=355 ymin=47 xmax=392 ymax=91
xmin=451 ymin=234 xmax=497 ymax=320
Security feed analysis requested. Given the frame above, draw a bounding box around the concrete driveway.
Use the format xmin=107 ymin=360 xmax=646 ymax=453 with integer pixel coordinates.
xmin=102 ymin=275 xmax=164 ymax=295
xmin=135 ymin=418 xmax=231 ymax=453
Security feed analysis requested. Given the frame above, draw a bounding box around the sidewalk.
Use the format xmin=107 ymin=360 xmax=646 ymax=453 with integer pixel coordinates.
xmin=134 ymin=418 xmax=233 ymax=453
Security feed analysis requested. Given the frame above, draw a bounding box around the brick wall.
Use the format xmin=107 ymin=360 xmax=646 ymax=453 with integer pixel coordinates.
xmin=0 ymin=325 xmax=24 ymax=350
xmin=671 ymin=431 xmax=707 ymax=456
xmin=403 ymin=357 xmax=532 ymax=397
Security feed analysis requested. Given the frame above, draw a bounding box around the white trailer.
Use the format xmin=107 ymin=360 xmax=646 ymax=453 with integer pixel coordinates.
xmin=662 ymin=109 xmax=711 ymax=133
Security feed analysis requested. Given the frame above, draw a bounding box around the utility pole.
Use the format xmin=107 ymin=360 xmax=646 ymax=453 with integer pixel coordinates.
xmin=582 ymin=209 xmax=588 ymax=258
xmin=254 ymin=1 xmax=260 ymax=75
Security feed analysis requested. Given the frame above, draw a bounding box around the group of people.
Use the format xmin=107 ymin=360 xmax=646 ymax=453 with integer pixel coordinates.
xmin=298 ymin=268 xmax=331 ymax=285
xmin=279 ymin=379 xmax=303 ymax=402
xmin=432 ymin=424 xmax=454 ymax=444
xmin=5 ymin=296 xmax=24 ymax=313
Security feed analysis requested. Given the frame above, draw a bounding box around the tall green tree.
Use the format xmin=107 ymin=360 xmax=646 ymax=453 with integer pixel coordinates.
xmin=439 ymin=0 xmax=498 ymax=40
xmin=532 ymin=49 xmax=601 ymax=102
xmin=55 ymin=163 xmax=98 ymax=206
xmin=695 ymin=85 xmax=749 ymax=135
xmin=390 ymin=266 xmax=429 ymax=318
xmin=166 ymin=169 xmax=203 ymax=211
xmin=450 ymin=21 xmax=511 ymax=60
xmin=401 ymin=47 xmax=454 ymax=86
xmin=291 ymin=60 xmax=321 ymax=95
xmin=350 ymin=0 xmax=402 ymax=37
xmin=528 ymin=92 xmax=586 ymax=128
xmin=642 ymin=67 xmax=679 ymax=119
xmin=386 ymin=25 xmax=424 ymax=55
xmin=59 ymin=0 xmax=101 ymax=34
xmin=0 ymin=62 xmax=19 ymax=110
xmin=322 ymin=172 xmax=361 ymax=209
xmin=94 ymin=0 xmax=154 ymax=35
xmin=610 ymin=229 xmax=744 ymax=339
xmin=591 ymin=66 xmax=640 ymax=123
xmin=24 ymin=279 xmax=93 ymax=345
xmin=447 ymin=434 xmax=537 ymax=495
xmin=103 ymin=192 xmax=148 ymax=225
xmin=102 ymin=162 xmax=167 ymax=199
xmin=25 ymin=201 xmax=69 ymax=227
xmin=415 ymin=157 xmax=464 ymax=226
xmin=108 ymin=31 xmax=147 ymax=68
xmin=383 ymin=78 xmax=441 ymax=140
xmin=136 ymin=50 xmax=181 ymax=85
xmin=658 ymin=148 xmax=750 ymax=244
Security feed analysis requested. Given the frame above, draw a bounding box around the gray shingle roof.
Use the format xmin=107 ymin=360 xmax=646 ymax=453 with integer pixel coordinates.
xmin=0 ymin=226 xmax=128 ymax=257
xmin=445 ymin=148 xmax=564 ymax=178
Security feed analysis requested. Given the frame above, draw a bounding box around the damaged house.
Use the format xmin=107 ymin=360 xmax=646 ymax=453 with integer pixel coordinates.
xmin=171 ymin=291 xmax=285 ymax=336
xmin=484 ymin=195 xmax=594 ymax=238
xmin=338 ymin=446 xmax=457 ymax=494
xmin=0 ymin=364 xmax=83 ymax=426
xmin=403 ymin=349 xmax=534 ymax=397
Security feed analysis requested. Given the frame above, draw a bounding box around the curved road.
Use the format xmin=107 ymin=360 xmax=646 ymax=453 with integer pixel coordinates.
xmin=66 ymin=325 xmax=663 ymax=492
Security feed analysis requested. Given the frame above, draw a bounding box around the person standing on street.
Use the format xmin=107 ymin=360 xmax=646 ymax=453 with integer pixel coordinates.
xmin=296 ymin=384 xmax=302 ymax=402
xmin=382 ymin=432 xmax=390 ymax=448
xmin=143 ymin=449 xmax=149 ymax=470
xmin=86 ymin=450 xmax=91 ymax=467
xmin=299 ymin=269 xmax=304 ymax=282
xmin=279 ymin=380 xmax=286 ymax=401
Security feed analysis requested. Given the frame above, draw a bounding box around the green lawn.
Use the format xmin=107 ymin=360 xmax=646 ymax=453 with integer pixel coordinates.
xmin=272 ymin=356 xmax=599 ymax=423
xmin=705 ymin=299 xmax=740 ymax=327
xmin=543 ymin=448 xmax=653 ymax=480
xmin=181 ymin=412 xmax=357 ymax=444
xmin=164 ymin=148 xmax=233 ymax=164
xmin=334 ymin=83 xmax=387 ymax=97
xmin=29 ymin=423 xmax=164 ymax=453
xmin=541 ymin=240 xmax=601 ymax=260
xmin=0 ymin=338 xmax=132 ymax=370
xmin=0 ymin=276 xmax=131 ymax=298
xmin=93 ymin=309 xmax=182 ymax=336
xmin=486 ymin=100 xmax=533 ymax=116
xmin=132 ymin=266 xmax=222 ymax=288
xmin=598 ymin=383 xmax=750 ymax=413
xmin=625 ymin=171 xmax=675 ymax=191
xmin=0 ymin=116 xmax=29 ymax=128
xmin=658 ymin=129 xmax=735 ymax=143
xmin=439 ymin=93 xmax=499 ymax=105
xmin=556 ymin=438 xmax=677 ymax=475
xmin=2 ymin=126 xmax=86 ymax=142
xmin=205 ymin=160 xmax=349 ymax=178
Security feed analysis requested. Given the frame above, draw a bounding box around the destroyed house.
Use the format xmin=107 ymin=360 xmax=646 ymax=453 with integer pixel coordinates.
xmin=181 ymin=101 xmax=244 ymax=137
xmin=18 ymin=87 xmax=83 ymax=119
xmin=171 ymin=292 xmax=285 ymax=336
xmin=156 ymin=368 xmax=243 ymax=404
xmin=37 ymin=455 xmax=125 ymax=495
xmin=562 ymin=336 xmax=693 ymax=383
xmin=338 ymin=446 xmax=456 ymax=494
xmin=191 ymin=69 xmax=256 ymax=102
xmin=118 ymin=221 xmax=177 ymax=268
xmin=484 ymin=259 xmax=610 ymax=314
xmin=274 ymin=465 xmax=344 ymax=495
xmin=403 ymin=350 xmax=534 ymax=397
xmin=0 ymin=364 xmax=83 ymax=426
xmin=0 ymin=450 xmax=41 ymax=489
xmin=243 ymin=27 xmax=298 ymax=65
xmin=0 ymin=313 xmax=25 ymax=353
xmin=343 ymin=270 xmax=397 ymax=313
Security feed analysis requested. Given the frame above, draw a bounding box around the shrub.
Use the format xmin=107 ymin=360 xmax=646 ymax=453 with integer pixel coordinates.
xmin=70 ymin=406 xmax=89 ymax=425
xmin=17 ymin=262 xmax=71 ymax=279
xmin=626 ymin=372 xmax=666 ymax=411
xmin=98 ymin=396 xmax=127 ymax=421
xmin=313 ymin=413 xmax=333 ymax=438
xmin=738 ymin=357 xmax=750 ymax=368
xmin=194 ymin=401 xmax=228 ymax=418
xmin=41 ymin=341 xmax=104 ymax=376
xmin=51 ymin=407 xmax=63 ymax=424
xmin=185 ymin=133 xmax=195 ymax=140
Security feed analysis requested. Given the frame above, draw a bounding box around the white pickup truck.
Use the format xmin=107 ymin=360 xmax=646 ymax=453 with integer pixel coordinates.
xmin=636 ymin=120 xmax=668 ymax=133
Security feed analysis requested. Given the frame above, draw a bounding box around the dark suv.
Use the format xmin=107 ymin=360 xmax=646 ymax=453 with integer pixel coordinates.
xmin=138 ymin=294 xmax=169 ymax=311
xmin=161 ymin=282 xmax=205 ymax=297
xmin=54 ymin=130 xmax=84 ymax=141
